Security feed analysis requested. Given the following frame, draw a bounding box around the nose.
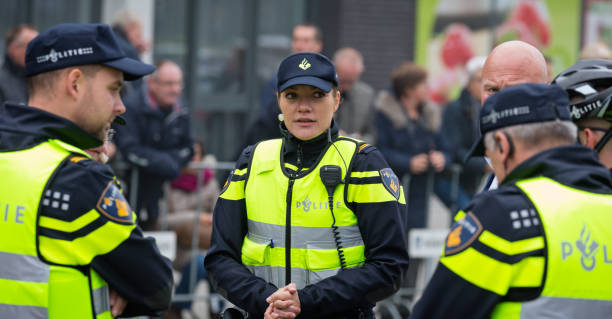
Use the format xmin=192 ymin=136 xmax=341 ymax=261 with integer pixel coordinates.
xmin=115 ymin=97 xmax=126 ymax=115
xmin=297 ymin=97 xmax=312 ymax=112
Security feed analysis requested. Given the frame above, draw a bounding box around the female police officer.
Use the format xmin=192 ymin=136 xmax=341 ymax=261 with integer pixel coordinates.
xmin=205 ymin=52 xmax=409 ymax=319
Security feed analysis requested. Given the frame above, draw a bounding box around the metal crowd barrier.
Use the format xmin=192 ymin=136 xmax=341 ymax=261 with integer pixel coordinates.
xmin=124 ymin=161 xmax=464 ymax=319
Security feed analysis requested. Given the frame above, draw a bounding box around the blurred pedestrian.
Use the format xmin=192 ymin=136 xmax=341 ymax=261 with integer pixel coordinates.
xmin=440 ymin=56 xmax=487 ymax=199
xmin=0 ymin=24 xmax=38 ymax=105
xmin=114 ymin=59 xmax=194 ymax=230
xmin=333 ymin=47 xmax=376 ymax=143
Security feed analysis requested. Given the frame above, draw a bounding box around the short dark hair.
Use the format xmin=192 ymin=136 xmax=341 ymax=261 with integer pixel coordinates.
xmin=391 ymin=62 xmax=427 ymax=98
xmin=293 ymin=23 xmax=323 ymax=43
xmin=5 ymin=24 xmax=36 ymax=48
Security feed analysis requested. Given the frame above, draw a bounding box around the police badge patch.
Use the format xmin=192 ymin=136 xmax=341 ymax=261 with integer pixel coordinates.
xmin=96 ymin=181 xmax=134 ymax=225
xmin=444 ymin=212 xmax=483 ymax=256
xmin=380 ymin=168 xmax=400 ymax=200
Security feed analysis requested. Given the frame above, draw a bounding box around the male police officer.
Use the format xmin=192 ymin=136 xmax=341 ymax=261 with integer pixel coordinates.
xmin=553 ymin=59 xmax=612 ymax=172
xmin=412 ymin=83 xmax=612 ymax=318
xmin=0 ymin=24 xmax=173 ymax=318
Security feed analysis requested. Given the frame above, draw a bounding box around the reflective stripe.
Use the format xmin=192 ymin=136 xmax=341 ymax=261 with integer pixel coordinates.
xmin=0 ymin=251 xmax=49 ymax=283
xmin=350 ymin=171 xmax=380 ymax=178
xmin=246 ymin=264 xmax=360 ymax=289
xmin=247 ymin=220 xmax=363 ymax=249
xmin=441 ymin=247 xmax=544 ymax=295
xmin=38 ymin=209 xmax=100 ymax=232
xmin=521 ymin=296 xmax=612 ymax=319
xmin=478 ymin=231 xmax=545 ymax=256
xmin=0 ymin=303 xmax=48 ymax=319
xmin=93 ymin=285 xmax=110 ymax=316
xmin=347 ymin=183 xmax=402 ymax=203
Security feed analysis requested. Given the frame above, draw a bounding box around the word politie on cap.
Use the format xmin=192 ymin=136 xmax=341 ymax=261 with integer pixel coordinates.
xmin=467 ymin=83 xmax=571 ymax=159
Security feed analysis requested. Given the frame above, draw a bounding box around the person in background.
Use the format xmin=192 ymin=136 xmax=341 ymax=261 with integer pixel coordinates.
xmin=479 ymin=40 xmax=548 ymax=190
xmin=114 ymin=59 xmax=194 ymax=230
xmin=112 ymin=9 xmax=150 ymax=99
xmin=553 ymin=59 xmax=612 ymax=172
xmin=333 ymin=47 xmax=376 ymax=143
xmin=375 ymin=61 xmax=469 ymax=228
xmin=206 ymin=52 xmax=409 ymax=319
xmin=440 ymin=56 xmax=488 ymax=200
xmin=411 ymin=83 xmax=612 ymax=318
xmin=0 ymin=24 xmax=38 ymax=105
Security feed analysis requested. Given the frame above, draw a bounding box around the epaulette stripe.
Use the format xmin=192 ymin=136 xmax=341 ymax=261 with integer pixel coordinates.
xmin=38 ymin=217 xmax=107 ymax=241
xmin=358 ymin=144 xmax=370 ymax=153
xmin=233 ymin=168 xmax=248 ymax=176
xmin=69 ymin=156 xmax=87 ymax=163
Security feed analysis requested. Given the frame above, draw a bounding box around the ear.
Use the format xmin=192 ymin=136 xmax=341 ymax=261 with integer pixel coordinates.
xmin=332 ymin=89 xmax=340 ymax=113
xmin=583 ymin=128 xmax=598 ymax=149
xmin=494 ymin=131 xmax=511 ymax=161
xmin=65 ymin=68 xmax=85 ymax=101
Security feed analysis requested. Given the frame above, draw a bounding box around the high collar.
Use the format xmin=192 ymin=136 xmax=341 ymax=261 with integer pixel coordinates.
xmin=501 ymin=144 xmax=612 ymax=193
xmin=2 ymin=54 xmax=25 ymax=77
xmin=0 ymin=103 xmax=102 ymax=150
xmin=280 ymin=119 xmax=339 ymax=166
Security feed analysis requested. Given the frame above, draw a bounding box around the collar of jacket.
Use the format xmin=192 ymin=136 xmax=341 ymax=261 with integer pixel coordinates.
xmin=280 ymin=119 xmax=339 ymax=164
xmin=501 ymin=144 xmax=612 ymax=193
xmin=0 ymin=102 xmax=102 ymax=150
xmin=374 ymin=89 xmax=431 ymax=130
xmin=2 ymin=54 xmax=26 ymax=77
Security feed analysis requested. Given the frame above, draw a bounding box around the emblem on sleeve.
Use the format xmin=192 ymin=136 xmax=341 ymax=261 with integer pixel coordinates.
xmin=96 ymin=181 xmax=134 ymax=224
xmin=444 ymin=211 xmax=483 ymax=256
xmin=380 ymin=168 xmax=400 ymax=200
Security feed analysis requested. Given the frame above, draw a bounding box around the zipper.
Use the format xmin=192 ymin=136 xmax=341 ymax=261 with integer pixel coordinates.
xmin=285 ymin=177 xmax=295 ymax=285
xmin=296 ymin=144 xmax=303 ymax=168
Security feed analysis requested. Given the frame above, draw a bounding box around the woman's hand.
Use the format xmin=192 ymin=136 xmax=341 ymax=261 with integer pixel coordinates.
xmin=410 ymin=153 xmax=429 ymax=174
xmin=265 ymin=283 xmax=301 ymax=319
xmin=429 ymin=151 xmax=446 ymax=173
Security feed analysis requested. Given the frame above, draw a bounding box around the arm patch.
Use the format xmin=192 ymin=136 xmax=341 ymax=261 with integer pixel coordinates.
xmin=444 ymin=211 xmax=483 ymax=256
xmin=380 ymin=168 xmax=400 ymax=200
xmin=96 ymin=181 xmax=134 ymax=225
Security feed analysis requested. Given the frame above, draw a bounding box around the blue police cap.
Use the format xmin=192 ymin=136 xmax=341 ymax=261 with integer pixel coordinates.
xmin=25 ymin=23 xmax=154 ymax=81
xmin=467 ymin=83 xmax=571 ymax=158
xmin=277 ymin=52 xmax=338 ymax=92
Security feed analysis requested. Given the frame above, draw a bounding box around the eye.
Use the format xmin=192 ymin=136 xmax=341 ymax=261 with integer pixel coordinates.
xmin=285 ymin=92 xmax=296 ymax=99
xmin=313 ymin=91 xmax=326 ymax=98
xmin=486 ymin=87 xmax=498 ymax=94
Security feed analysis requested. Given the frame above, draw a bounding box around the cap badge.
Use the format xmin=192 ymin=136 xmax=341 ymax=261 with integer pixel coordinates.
xmin=298 ymin=58 xmax=311 ymax=70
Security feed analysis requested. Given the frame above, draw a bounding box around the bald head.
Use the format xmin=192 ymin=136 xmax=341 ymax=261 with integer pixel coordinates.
xmin=481 ymin=41 xmax=547 ymax=103
xmin=333 ymin=47 xmax=365 ymax=92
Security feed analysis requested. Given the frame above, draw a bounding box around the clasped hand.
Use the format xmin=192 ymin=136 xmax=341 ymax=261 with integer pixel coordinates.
xmin=264 ymin=283 xmax=301 ymax=319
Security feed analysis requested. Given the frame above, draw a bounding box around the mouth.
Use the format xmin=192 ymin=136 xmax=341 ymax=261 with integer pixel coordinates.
xmin=295 ymin=118 xmax=316 ymax=127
